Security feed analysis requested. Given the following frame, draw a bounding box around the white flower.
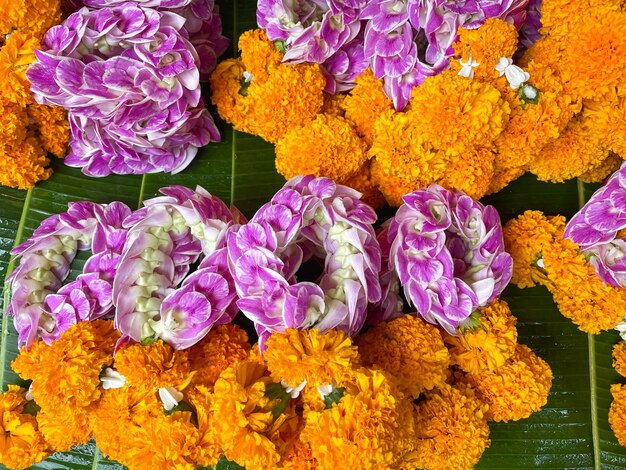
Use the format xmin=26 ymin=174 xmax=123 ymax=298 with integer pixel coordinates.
xmin=458 ymin=55 xmax=480 ymax=79
xmin=317 ymin=383 xmax=334 ymax=399
xmin=159 ymin=387 xmax=184 ymax=411
xmin=616 ymin=317 xmax=626 ymax=341
xmin=281 ymin=379 xmax=307 ymax=398
xmin=495 ymin=57 xmax=530 ymax=90
xmin=25 ymin=383 xmax=34 ymax=401
xmin=101 ymin=368 xmax=126 ymax=390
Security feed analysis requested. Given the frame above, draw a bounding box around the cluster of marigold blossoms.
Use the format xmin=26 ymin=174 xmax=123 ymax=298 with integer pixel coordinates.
xmin=0 ymin=178 xmax=554 ymax=469
xmin=210 ymin=0 xmax=626 ymax=207
xmin=0 ymin=0 xmax=70 ymax=189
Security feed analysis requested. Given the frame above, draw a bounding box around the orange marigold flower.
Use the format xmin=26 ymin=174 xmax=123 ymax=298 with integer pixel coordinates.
xmin=370 ymin=158 xmax=422 ymax=207
xmin=452 ymin=19 xmax=519 ymax=83
xmin=579 ymin=153 xmax=622 ymax=184
xmin=444 ymin=299 xmax=518 ymax=375
xmin=114 ymin=340 xmax=194 ymax=391
xmin=209 ymin=58 xmax=252 ymax=132
xmin=357 ymin=315 xmax=450 ymax=397
xmin=503 ymin=210 xmax=566 ymax=288
xmin=301 ymin=368 xmax=414 ymax=470
xmin=439 ymin=146 xmax=495 ymax=200
xmin=468 ymin=344 xmax=552 ymax=422
xmin=407 ymin=382 xmax=490 ymax=470
xmin=27 ymin=103 xmax=69 ymax=158
xmin=613 ymin=342 xmax=626 ymax=378
xmin=342 ymin=69 xmax=393 ymax=146
xmin=321 ymin=92 xmax=346 ymax=117
xmin=583 ymin=92 xmax=626 ymax=158
xmin=275 ymin=114 xmax=367 ymax=182
xmin=0 ymin=134 xmax=51 ymax=189
xmin=486 ymin=167 xmax=526 ymax=195
xmin=264 ymin=328 xmax=359 ymax=389
xmin=410 ymin=73 xmax=510 ymax=155
xmin=89 ymin=385 xmax=162 ymax=463
xmin=186 ymin=385 xmax=221 ymax=468
xmin=610 ymin=383 xmax=626 ymax=446
xmin=188 ymin=324 xmax=251 ymax=391
xmin=210 ymin=360 xmax=291 ymax=470
xmin=36 ymin=402 xmax=91 ymax=453
xmin=238 ymin=29 xmax=282 ymax=84
xmin=529 ymin=116 xmax=608 ymax=183
xmin=0 ymin=385 xmax=50 ymax=470
xmin=0 ymin=0 xmax=62 ymax=40
xmin=0 ymin=31 xmax=38 ymax=107
xmin=12 ymin=319 xmax=118 ymax=410
xmin=340 ymin=161 xmax=385 ymax=209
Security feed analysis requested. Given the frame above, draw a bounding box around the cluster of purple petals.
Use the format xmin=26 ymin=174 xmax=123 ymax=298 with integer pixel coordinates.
xmin=8 ymin=201 xmax=131 ymax=347
xmin=113 ymin=185 xmax=238 ymax=349
xmin=228 ymin=175 xmax=382 ymax=350
xmin=27 ymin=2 xmax=228 ymax=176
xmin=257 ymin=0 xmax=533 ymax=110
xmin=387 ymin=185 xmax=512 ymax=334
xmin=565 ymin=163 xmax=626 ymax=288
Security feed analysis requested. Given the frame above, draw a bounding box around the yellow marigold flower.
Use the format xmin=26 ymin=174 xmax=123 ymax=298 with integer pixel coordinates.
xmin=503 ymin=210 xmax=566 ymax=288
xmin=452 ymin=19 xmax=519 ymax=82
xmin=357 ymin=315 xmax=450 ymax=397
xmin=410 ymin=73 xmax=510 ymax=156
xmin=264 ymin=328 xmax=360 ymax=389
xmin=36 ymin=402 xmax=91 ymax=452
xmin=370 ymin=159 xmax=420 ymax=207
xmin=468 ymin=344 xmax=552 ymax=422
xmin=542 ymin=235 xmax=626 ymax=333
xmin=0 ymin=134 xmax=51 ymax=189
xmin=0 ymin=385 xmax=50 ymax=470
xmin=439 ymin=146 xmax=495 ymax=200
xmin=529 ymin=117 xmax=608 ymax=183
xmin=89 ymin=385 xmax=161 ymax=463
xmin=487 ymin=167 xmax=526 ymax=195
xmin=211 ymin=360 xmax=293 ymax=469
xmin=408 ymin=383 xmax=490 ymax=470
xmin=0 ymin=0 xmax=62 ymax=40
xmin=280 ymin=416 xmax=317 ymax=470
xmin=210 ymin=58 xmax=252 ymax=132
xmin=114 ymin=340 xmax=194 ymax=390
xmin=0 ymin=32 xmax=37 ymax=107
xmin=613 ymin=342 xmax=626 ymax=378
xmin=27 ymin=103 xmax=69 ymax=158
xmin=340 ymin=161 xmax=385 ymax=210
xmin=321 ymin=92 xmax=346 ymax=117
xmin=610 ymin=383 xmax=626 ymax=446
xmin=275 ymin=114 xmax=367 ymax=182
xmin=12 ymin=319 xmax=118 ymax=410
xmin=583 ymin=92 xmax=626 ymax=158
xmin=444 ymin=299 xmax=518 ymax=375
xmin=186 ymin=385 xmax=221 ymax=468
xmin=579 ymin=153 xmax=623 ymax=184
xmin=188 ymin=324 xmax=251 ymax=391
xmin=238 ymin=29 xmax=282 ymax=84
xmin=342 ymin=69 xmax=393 ymax=146
xmin=301 ymin=368 xmax=414 ymax=470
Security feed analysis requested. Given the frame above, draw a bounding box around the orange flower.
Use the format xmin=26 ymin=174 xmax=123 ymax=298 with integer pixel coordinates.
xmin=0 ymin=32 xmax=38 ymax=106
xmin=340 ymin=161 xmax=385 ymax=210
xmin=610 ymin=383 xmax=626 ymax=446
xmin=613 ymin=342 xmax=626 ymax=378
xmin=27 ymin=103 xmax=70 ymax=158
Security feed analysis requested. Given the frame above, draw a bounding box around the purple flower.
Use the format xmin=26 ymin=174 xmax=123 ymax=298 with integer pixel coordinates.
xmin=27 ymin=3 xmax=224 ymax=176
xmin=388 ymin=185 xmax=512 ymax=333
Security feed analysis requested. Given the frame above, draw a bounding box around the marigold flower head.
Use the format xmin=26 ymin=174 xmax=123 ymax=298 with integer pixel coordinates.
xmin=439 ymin=146 xmax=495 ymax=200
xmin=36 ymin=402 xmax=91 ymax=452
xmin=264 ymin=328 xmax=360 ymax=390
xmin=357 ymin=315 xmax=450 ymax=397
xmin=301 ymin=368 xmax=414 ymax=469
xmin=487 ymin=167 xmax=526 ymax=194
xmin=340 ymin=161 xmax=385 ymax=209
xmin=0 ymin=0 xmax=62 ymax=40
xmin=238 ymin=29 xmax=282 ymax=84
xmin=210 ymin=58 xmax=251 ymax=132
xmin=0 ymin=385 xmax=50 ymax=470
xmin=186 ymin=385 xmax=221 ymax=468
xmin=188 ymin=324 xmax=251 ymax=390
xmin=444 ymin=299 xmax=518 ymax=375
xmin=452 ymin=19 xmax=519 ymax=83
xmin=583 ymin=92 xmax=626 ymax=158
xmin=613 ymin=342 xmax=626 ymax=378
xmin=0 ymin=31 xmax=37 ymax=107
xmin=468 ymin=344 xmax=552 ymax=422
xmin=89 ymin=385 xmax=162 ymax=463
xmin=342 ymin=69 xmax=393 ymax=146
xmin=610 ymin=383 xmax=626 ymax=446
xmin=12 ymin=319 xmax=118 ymax=410
xmin=503 ymin=210 xmax=566 ymax=288
xmin=410 ymin=73 xmax=510 ymax=156
xmin=114 ymin=340 xmax=194 ymax=391
xmin=407 ymin=383 xmax=490 ymax=470
xmin=579 ymin=153 xmax=623 ymax=184
xmin=0 ymin=134 xmax=51 ymax=189
xmin=275 ymin=114 xmax=367 ymax=182
xmin=210 ymin=360 xmax=290 ymax=469
xmin=321 ymin=92 xmax=346 ymax=118
xmin=27 ymin=103 xmax=69 ymax=159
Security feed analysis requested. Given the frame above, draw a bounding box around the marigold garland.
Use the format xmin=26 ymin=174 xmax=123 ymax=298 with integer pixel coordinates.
xmin=610 ymin=384 xmax=626 ymax=447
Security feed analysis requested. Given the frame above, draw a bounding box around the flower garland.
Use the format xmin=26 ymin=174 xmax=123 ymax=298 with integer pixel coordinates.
xmin=210 ymin=0 xmax=626 ymax=207
xmin=0 ymin=0 xmax=70 ymax=189
xmin=0 ymin=177 xmax=553 ymax=469
xmin=26 ymin=0 xmax=228 ymax=176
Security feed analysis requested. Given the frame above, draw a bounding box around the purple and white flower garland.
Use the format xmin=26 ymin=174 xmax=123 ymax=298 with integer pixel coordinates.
xmin=27 ymin=1 xmax=228 ymax=176
xmin=565 ymin=162 xmax=626 ymax=288
xmin=8 ymin=177 xmax=514 ymax=350
xmin=257 ymin=0 xmax=532 ymax=110
xmin=382 ymin=185 xmax=512 ymax=333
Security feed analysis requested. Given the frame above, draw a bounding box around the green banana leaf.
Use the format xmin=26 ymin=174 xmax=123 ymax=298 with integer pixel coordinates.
xmin=1 ymin=1 xmax=625 ymax=468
